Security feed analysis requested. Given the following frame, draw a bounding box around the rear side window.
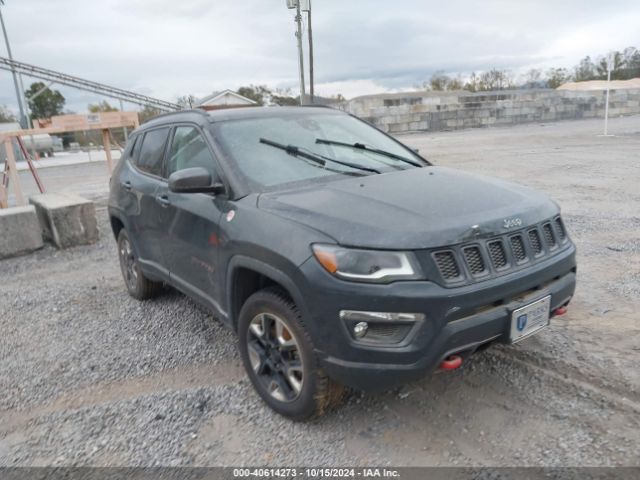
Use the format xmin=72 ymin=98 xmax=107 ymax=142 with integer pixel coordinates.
xmin=136 ymin=127 xmax=170 ymax=177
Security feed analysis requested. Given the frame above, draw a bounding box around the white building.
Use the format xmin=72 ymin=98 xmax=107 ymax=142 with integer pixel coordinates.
xmin=195 ymin=90 xmax=258 ymax=111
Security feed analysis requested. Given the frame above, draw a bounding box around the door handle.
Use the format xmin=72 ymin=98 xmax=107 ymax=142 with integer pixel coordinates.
xmin=156 ymin=195 xmax=171 ymax=207
xmin=121 ymin=181 xmax=132 ymax=191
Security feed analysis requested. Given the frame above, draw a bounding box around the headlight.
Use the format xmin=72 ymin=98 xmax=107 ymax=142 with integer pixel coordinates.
xmin=311 ymin=244 xmax=423 ymax=283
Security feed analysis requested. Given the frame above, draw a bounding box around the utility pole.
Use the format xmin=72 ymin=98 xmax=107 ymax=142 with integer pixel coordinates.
xmin=294 ymin=1 xmax=306 ymax=105
xmin=0 ymin=1 xmax=27 ymax=128
xmin=307 ymin=0 xmax=314 ymax=103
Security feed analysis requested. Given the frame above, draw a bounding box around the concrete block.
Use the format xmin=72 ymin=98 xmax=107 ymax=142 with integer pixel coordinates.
xmin=29 ymin=193 xmax=98 ymax=249
xmin=408 ymin=121 xmax=429 ymax=131
xmin=388 ymin=123 xmax=408 ymax=133
xmin=0 ymin=205 xmax=43 ymax=259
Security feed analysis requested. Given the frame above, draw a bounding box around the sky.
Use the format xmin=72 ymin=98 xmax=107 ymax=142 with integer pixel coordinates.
xmin=0 ymin=0 xmax=639 ymax=114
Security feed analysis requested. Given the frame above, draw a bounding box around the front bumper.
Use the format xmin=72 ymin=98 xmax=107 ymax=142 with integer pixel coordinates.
xmin=296 ymin=243 xmax=576 ymax=390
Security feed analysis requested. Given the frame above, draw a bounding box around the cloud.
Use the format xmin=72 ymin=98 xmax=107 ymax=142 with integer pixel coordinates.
xmin=0 ymin=0 xmax=638 ymax=115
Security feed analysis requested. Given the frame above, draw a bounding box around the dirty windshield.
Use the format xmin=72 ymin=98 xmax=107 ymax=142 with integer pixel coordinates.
xmin=212 ymin=112 xmax=425 ymax=190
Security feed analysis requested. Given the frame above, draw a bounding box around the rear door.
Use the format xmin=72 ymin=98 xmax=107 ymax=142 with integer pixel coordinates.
xmin=125 ymin=126 xmax=171 ymax=274
xmin=161 ymin=124 xmax=226 ymax=313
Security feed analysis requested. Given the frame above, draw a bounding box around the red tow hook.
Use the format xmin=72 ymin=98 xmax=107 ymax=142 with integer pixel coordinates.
xmin=555 ymin=306 xmax=568 ymax=316
xmin=440 ymin=354 xmax=463 ymax=371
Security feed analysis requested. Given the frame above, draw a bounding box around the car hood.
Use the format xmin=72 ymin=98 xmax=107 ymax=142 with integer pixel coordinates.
xmin=257 ymin=167 xmax=559 ymax=249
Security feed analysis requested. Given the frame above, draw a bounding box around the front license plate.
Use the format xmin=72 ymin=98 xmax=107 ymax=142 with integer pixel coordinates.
xmin=510 ymin=295 xmax=551 ymax=343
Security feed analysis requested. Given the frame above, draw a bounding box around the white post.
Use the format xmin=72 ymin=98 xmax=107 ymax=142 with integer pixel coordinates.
xmin=603 ymin=52 xmax=614 ymax=136
xmin=286 ymin=0 xmax=306 ymax=105
xmin=295 ymin=1 xmax=306 ymax=105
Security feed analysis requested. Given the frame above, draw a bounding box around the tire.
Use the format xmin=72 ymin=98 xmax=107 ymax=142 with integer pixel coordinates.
xmin=238 ymin=287 xmax=345 ymax=420
xmin=117 ymin=229 xmax=162 ymax=300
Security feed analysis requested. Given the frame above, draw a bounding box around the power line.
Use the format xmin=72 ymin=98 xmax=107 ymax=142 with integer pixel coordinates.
xmin=0 ymin=56 xmax=182 ymax=112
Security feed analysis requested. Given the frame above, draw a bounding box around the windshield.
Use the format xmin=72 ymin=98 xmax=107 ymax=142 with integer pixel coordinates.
xmin=211 ymin=111 xmax=426 ymax=190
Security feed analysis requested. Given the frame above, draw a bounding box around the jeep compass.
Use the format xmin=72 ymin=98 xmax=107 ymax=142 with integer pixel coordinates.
xmin=108 ymin=107 xmax=577 ymax=420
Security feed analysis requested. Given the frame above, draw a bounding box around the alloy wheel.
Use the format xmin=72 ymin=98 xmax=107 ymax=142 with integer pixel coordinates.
xmin=246 ymin=313 xmax=304 ymax=402
xmin=119 ymin=237 xmax=138 ymax=290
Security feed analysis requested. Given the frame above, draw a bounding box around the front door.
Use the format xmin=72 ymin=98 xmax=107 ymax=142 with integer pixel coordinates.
xmin=161 ymin=125 xmax=225 ymax=314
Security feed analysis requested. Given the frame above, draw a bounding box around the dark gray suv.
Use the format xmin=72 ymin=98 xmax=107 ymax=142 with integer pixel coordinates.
xmin=108 ymin=107 xmax=576 ymax=419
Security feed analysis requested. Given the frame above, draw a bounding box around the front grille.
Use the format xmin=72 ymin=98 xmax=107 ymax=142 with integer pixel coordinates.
xmin=434 ymin=251 xmax=460 ymax=280
xmin=555 ymin=217 xmax=566 ymax=241
xmin=528 ymin=229 xmax=542 ymax=255
xmin=510 ymin=235 xmax=527 ymax=262
xmin=543 ymin=223 xmax=556 ymax=248
xmin=463 ymin=246 xmax=486 ymax=275
xmin=429 ymin=216 xmax=570 ymax=286
xmin=487 ymin=240 xmax=508 ymax=269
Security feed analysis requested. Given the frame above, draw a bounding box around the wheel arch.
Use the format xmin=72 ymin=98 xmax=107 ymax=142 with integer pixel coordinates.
xmin=110 ymin=215 xmax=125 ymax=240
xmin=226 ymin=255 xmax=309 ymax=333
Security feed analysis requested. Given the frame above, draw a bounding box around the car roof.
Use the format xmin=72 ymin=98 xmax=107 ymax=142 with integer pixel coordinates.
xmin=205 ymin=105 xmax=345 ymax=123
xmin=137 ymin=106 xmax=346 ymax=132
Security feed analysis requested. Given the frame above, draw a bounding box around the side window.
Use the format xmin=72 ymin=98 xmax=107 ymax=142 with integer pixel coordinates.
xmin=124 ymin=136 xmax=138 ymax=161
xmin=167 ymin=126 xmax=216 ymax=176
xmin=136 ymin=127 xmax=170 ymax=177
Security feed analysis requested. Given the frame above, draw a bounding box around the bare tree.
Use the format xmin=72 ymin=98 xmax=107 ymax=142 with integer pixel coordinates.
xmin=464 ymin=72 xmax=480 ymax=92
xmin=524 ymin=69 xmax=543 ymax=88
xmin=427 ymin=71 xmax=451 ymax=91
xmin=0 ymin=105 xmax=16 ymax=123
xmin=176 ymin=94 xmax=196 ymax=109
xmin=478 ymin=69 xmax=513 ymax=90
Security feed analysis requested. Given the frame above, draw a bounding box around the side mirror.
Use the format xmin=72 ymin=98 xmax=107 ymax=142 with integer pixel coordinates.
xmin=168 ymin=167 xmax=225 ymax=194
xmin=412 ymin=148 xmax=420 ymax=154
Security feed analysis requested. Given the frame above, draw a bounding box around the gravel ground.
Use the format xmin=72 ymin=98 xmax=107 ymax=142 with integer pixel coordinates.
xmin=1 ymin=115 xmax=639 ymax=467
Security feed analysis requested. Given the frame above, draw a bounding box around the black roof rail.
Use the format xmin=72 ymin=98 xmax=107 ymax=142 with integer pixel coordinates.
xmin=140 ymin=108 xmax=210 ymax=125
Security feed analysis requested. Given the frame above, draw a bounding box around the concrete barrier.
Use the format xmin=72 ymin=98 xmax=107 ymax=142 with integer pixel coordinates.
xmin=29 ymin=193 xmax=98 ymax=249
xmin=342 ymin=88 xmax=640 ymax=133
xmin=0 ymin=205 xmax=44 ymax=259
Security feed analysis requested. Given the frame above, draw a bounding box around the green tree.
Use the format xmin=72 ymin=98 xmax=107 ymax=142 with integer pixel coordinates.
xmin=25 ymin=82 xmax=65 ymax=119
xmin=0 ymin=105 xmax=16 ymax=123
xmin=621 ymin=46 xmax=640 ymax=79
xmin=88 ymin=100 xmax=119 ymax=113
xmin=447 ymin=76 xmax=464 ymax=90
xmin=237 ymin=85 xmax=269 ymax=106
xmin=573 ymin=56 xmax=596 ymax=82
xmin=427 ymin=71 xmax=451 ymax=91
xmin=271 ymin=94 xmax=299 ymax=106
xmin=546 ymin=68 xmax=571 ymax=89
xmin=596 ymin=51 xmax=624 ymax=79
xmin=270 ymin=87 xmax=298 ymax=106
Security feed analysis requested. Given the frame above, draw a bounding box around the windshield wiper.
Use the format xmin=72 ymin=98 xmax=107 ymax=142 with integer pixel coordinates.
xmin=315 ymin=138 xmax=424 ymax=168
xmin=259 ymin=138 xmax=381 ymax=174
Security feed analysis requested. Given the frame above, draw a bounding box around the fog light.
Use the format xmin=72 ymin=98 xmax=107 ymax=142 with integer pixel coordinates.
xmin=353 ymin=322 xmax=368 ymax=338
xmin=339 ymin=310 xmax=425 ymax=322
